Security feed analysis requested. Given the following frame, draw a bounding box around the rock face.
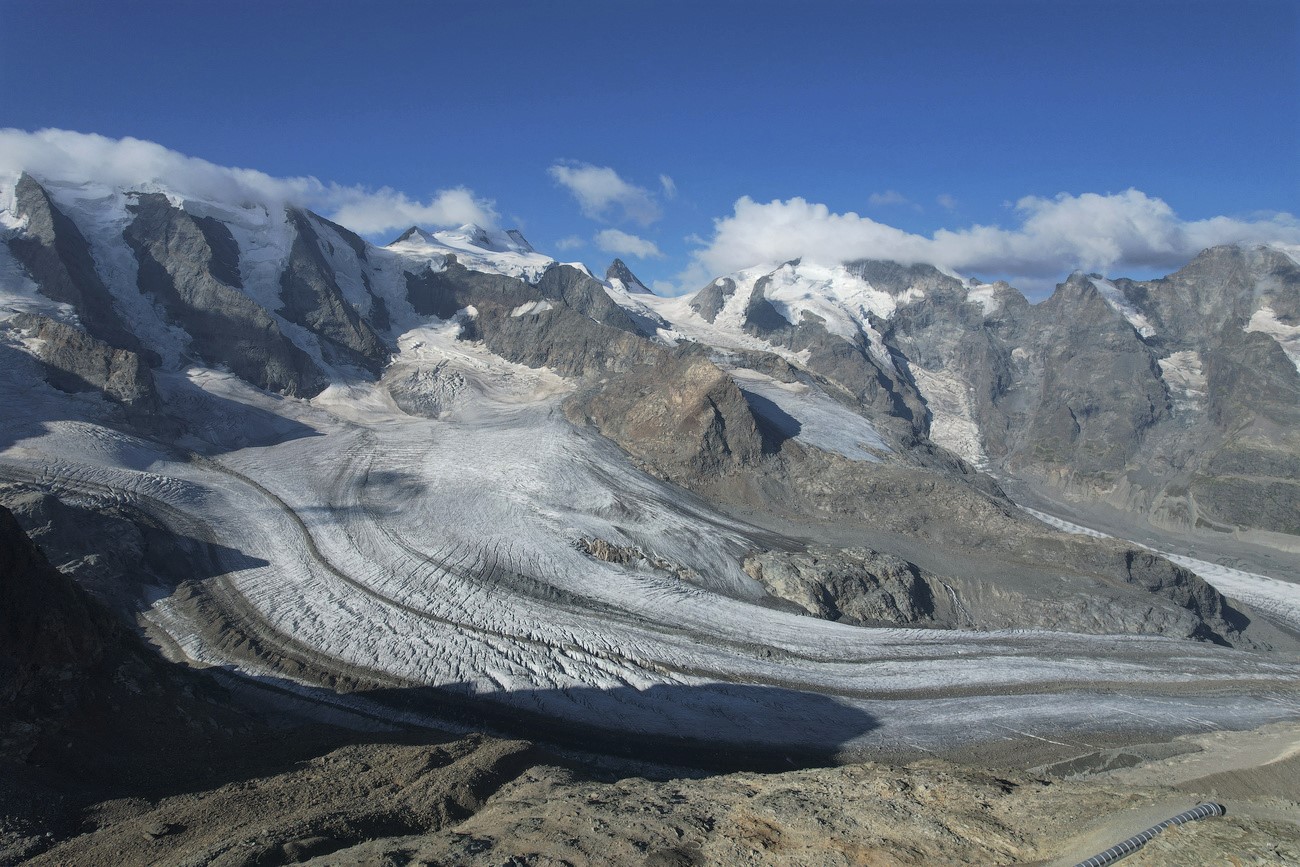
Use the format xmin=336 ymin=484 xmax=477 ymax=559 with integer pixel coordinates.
xmin=1013 ymin=273 xmax=1169 ymax=476
xmin=605 ymin=257 xmax=651 ymax=293
xmin=567 ymin=351 xmax=765 ymax=478
xmin=741 ymin=540 xmax=1250 ymax=645
xmin=123 ymin=193 xmax=327 ymax=397
xmin=689 ymin=276 xmax=735 ymax=323
xmin=875 ymin=246 xmax=1300 ymax=546
xmin=743 ymin=548 xmax=947 ymax=626
xmin=278 ymin=209 xmax=389 ymax=373
xmin=536 ymin=263 xmax=641 ymax=332
xmin=8 ymin=314 xmax=161 ymax=417
xmin=6 ymin=173 xmax=145 ymax=355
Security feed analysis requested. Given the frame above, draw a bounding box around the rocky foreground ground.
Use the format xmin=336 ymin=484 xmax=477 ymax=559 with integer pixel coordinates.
xmin=5 ymin=682 xmax=1297 ymax=867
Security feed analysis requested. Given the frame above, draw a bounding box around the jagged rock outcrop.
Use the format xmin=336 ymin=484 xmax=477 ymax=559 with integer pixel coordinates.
xmin=123 ymin=193 xmax=327 ymax=396
xmin=7 ymin=314 xmax=161 ymax=418
xmin=536 ymin=263 xmax=641 ymax=332
xmin=871 ymin=246 xmax=1300 ymax=547
xmin=403 ymin=257 xmax=537 ymax=319
xmin=690 ymin=276 xmax=735 ymax=323
xmin=567 ymin=350 xmax=764 ymax=477
xmin=743 ymin=547 xmax=950 ymax=626
xmin=5 ymin=174 xmax=146 ymax=356
xmin=1013 ymin=273 xmax=1169 ymax=478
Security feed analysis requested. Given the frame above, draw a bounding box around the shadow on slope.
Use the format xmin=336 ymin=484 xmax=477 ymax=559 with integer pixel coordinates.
xmin=346 ymin=678 xmax=880 ymax=773
xmin=739 ymin=387 xmax=802 ymax=454
xmin=0 ymin=340 xmax=322 ymax=457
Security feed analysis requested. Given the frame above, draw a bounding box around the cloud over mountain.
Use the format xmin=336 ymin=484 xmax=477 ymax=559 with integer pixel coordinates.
xmin=0 ymin=128 xmax=498 ymax=234
xmin=679 ymin=190 xmax=1300 ymax=291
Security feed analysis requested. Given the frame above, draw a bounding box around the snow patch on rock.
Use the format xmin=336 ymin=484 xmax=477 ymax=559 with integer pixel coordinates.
xmin=1245 ymin=306 xmax=1300 ymax=373
xmin=1090 ymin=276 xmax=1156 ymax=338
xmin=910 ymin=366 xmax=988 ymax=468
xmin=965 ymin=283 xmax=1003 ymax=316
xmin=759 ymin=261 xmax=896 ymax=340
xmin=1157 ymin=350 xmax=1208 ymax=410
xmin=728 ymin=367 xmax=889 ymax=463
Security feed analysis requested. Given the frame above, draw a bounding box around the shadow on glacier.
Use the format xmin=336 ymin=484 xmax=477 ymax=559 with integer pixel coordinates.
xmin=0 ymin=341 xmax=322 ymax=455
xmin=738 ymin=388 xmax=801 ymax=453
xmin=154 ymin=371 xmax=324 ymax=454
xmin=264 ymin=676 xmax=882 ymax=773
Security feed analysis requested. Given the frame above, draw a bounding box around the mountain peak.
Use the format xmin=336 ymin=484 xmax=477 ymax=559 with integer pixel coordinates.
xmin=606 ymin=258 xmax=650 ymax=293
xmin=391 ymin=225 xmax=434 ymax=245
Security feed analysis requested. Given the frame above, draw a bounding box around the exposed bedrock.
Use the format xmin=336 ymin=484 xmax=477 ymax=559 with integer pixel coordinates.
xmin=123 ymin=193 xmax=327 ymax=397
xmin=700 ymin=443 xmax=1257 ymax=645
xmin=689 ymin=275 xmax=735 ymax=323
xmin=1014 ymin=273 xmax=1169 ymax=479
xmin=874 ymin=246 xmax=1300 ymax=550
xmin=535 ymin=262 xmax=642 ymax=332
xmin=0 ymin=483 xmax=238 ymax=619
xmin=403 ymin=257 xmax=538 ymax=319
xmin=403 ymin=258 xmax=639 ymax=334
xmin=742 ymin=541 xmax=1254 ymax=645
xmin=6 ymin=174 xmax=147 ymax=356
xmin=565 ymin=349 xmax=765 ymax=478
xmin=455 ymin=294 xmax=765 ymax=477
xmin=6 ymin=314 xmax=161 ymax=420
xmin=279 ymin=209 xmax=390 ymax=373
xmin=605 ymin=257 xmax=650 ymax=293
xmin=742 ymin=547 xmax=949 ymax=627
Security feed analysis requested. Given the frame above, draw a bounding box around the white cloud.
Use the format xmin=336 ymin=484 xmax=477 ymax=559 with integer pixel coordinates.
xmin=0 ymin=128 xmax=498 ymax=234
xmin=937 ymin=194 xmax=958 ymax=211
xmin=554 ymin=234 xmax=585 ymax=251
xmin=868 ymin=190 xmax=910 ymax=207
xmin=677 ymin=190 xmax=1300 ymax=291
xmin=329 ymin=186 xmax=497 ymax=234
xmin=594 ymin=228 xmax=663 ymax=259
xmin=660 ymin=174 xmax=677 ymax=199
xmin=548 ymin=161 xmax=661 ymax=226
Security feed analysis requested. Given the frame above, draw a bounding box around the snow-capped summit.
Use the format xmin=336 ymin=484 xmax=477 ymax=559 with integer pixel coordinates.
xmin=387 ymin=222 xmax=553 ymax=282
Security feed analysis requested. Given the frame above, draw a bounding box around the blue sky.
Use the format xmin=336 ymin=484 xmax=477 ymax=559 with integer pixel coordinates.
xmin=2 ymin=0 xmax=1297 ymax=293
